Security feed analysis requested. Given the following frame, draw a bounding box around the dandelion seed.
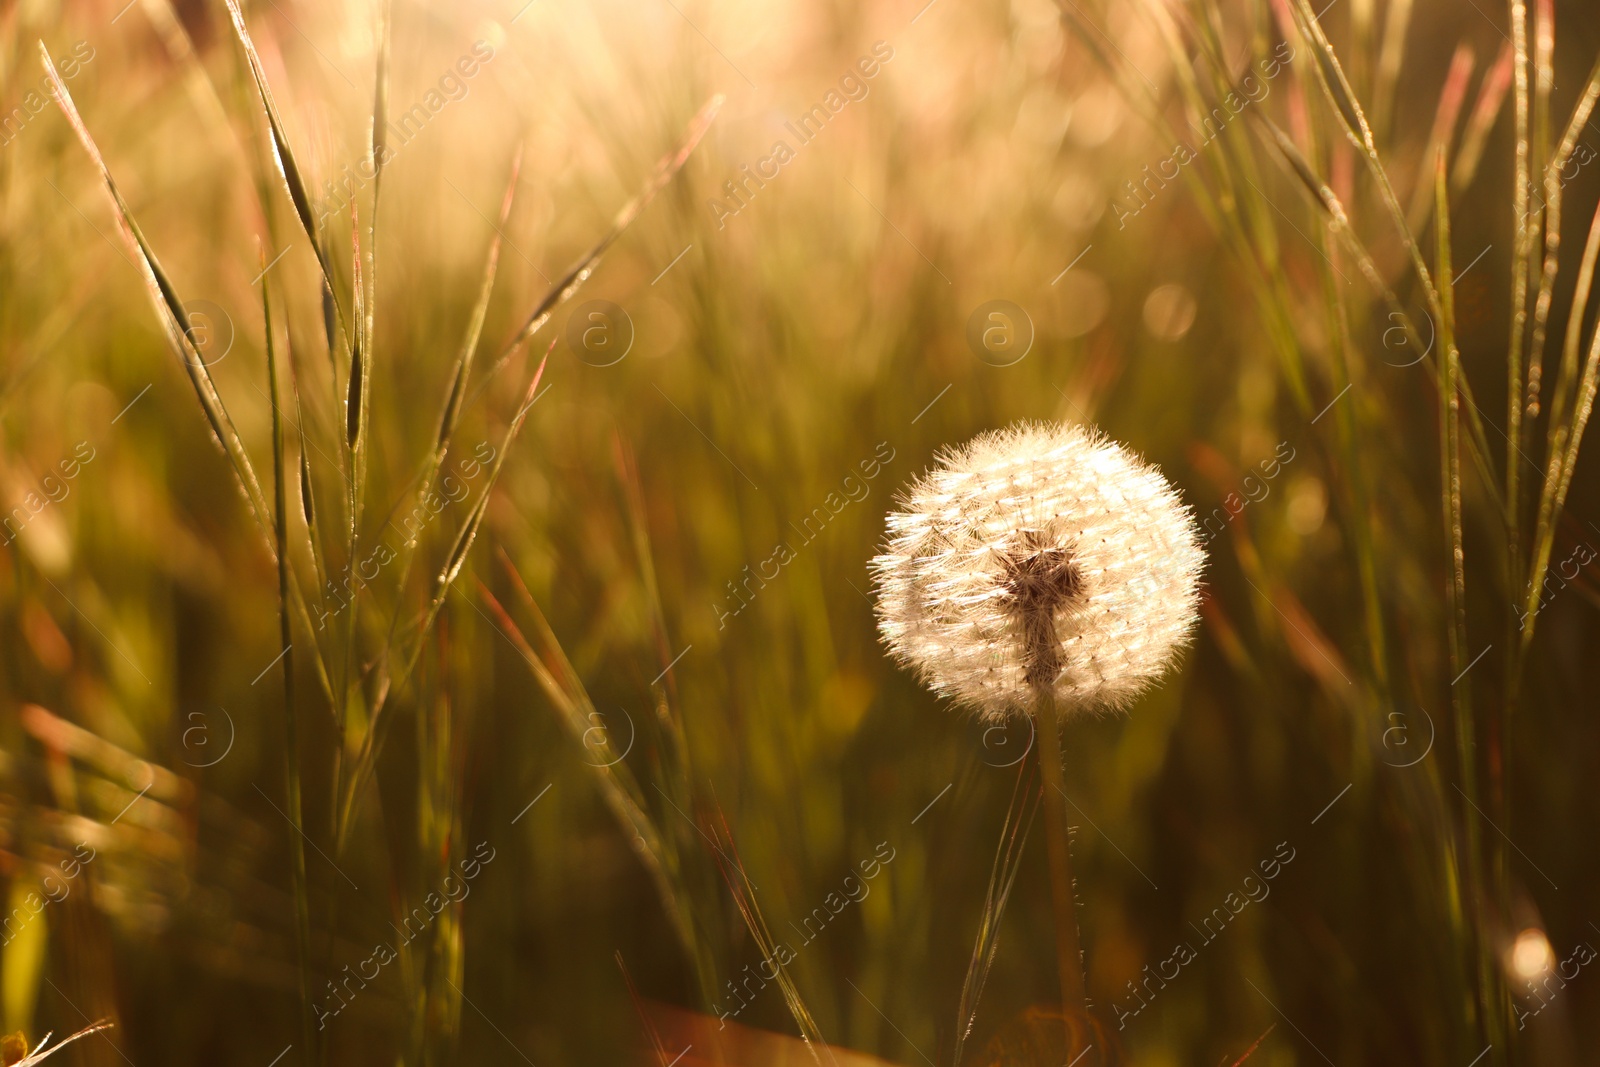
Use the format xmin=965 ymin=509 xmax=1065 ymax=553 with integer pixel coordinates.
xmin=871 ymin=421 xmax=1204 ymax=721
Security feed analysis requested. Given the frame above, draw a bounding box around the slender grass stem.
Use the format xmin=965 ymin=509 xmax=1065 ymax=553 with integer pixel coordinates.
xmin=264 ymin=259 xmax=317 ymax=1064
xmin=953 ymin=761 xmax=1040 ymax=1067
xmin=1436 ymin=162 xmax=1507 ymax=1062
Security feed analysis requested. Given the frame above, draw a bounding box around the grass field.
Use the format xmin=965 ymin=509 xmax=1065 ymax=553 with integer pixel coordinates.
xmin=2 ymin=0 xmax=1600 ymax=1063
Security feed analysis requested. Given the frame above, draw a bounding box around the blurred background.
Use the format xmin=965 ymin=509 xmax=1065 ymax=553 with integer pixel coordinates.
xmin=1 ymin=0 xmax=1599 ymax=1062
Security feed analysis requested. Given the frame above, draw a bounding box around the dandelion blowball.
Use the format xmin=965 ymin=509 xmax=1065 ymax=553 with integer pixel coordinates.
xmin=871 ymin=422 xmax=1204 ymax=721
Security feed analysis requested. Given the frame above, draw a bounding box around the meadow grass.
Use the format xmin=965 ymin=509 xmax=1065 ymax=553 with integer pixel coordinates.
xmin=2 ymin=0 xmax=1600 ymax=1064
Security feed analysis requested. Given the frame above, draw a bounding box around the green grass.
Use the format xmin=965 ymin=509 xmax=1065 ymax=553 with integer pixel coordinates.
xmin=3 ymin=0 xmax=1600 ymax=1063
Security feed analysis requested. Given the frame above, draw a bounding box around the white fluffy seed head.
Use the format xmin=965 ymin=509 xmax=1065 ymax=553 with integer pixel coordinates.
xmin=871 ymin=422 xmax=1204 ymax=722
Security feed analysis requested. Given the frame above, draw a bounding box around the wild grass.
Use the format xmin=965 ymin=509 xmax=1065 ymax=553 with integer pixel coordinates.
xmin=4 ymin=0 xmax=1600 ymax=1063
xmin=1069 ymin=0 xmax=1600 ymax=1059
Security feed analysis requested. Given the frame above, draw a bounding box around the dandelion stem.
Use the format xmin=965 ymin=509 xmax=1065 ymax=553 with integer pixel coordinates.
xmin=1033 ymin=685 xmax=1086 ymax=1013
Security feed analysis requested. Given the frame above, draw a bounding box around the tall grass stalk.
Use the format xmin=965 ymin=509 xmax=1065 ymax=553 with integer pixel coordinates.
xmin=1434 ymin=159 xmax=1500 ymax=1058
xmin=376 ymin=150 xmax=519 ymax=666
xmin=1066 ymin=0 xmax=1600 ymax=1053
xmin=951 ymin=763 xmax=1039 ymax=1067
xmin=25 ymin=0 xmax=1600 ymax=1059
xmin=1521 ymin=52 xmax=1600 ymax=641
xmin=708 ymin=808 xmax=835 ymax=1065
xmin=39 ymin=39 xmax=347 ymax=704
xmin=261 ymin=253 xmax=317 ymax=1064
xmin=336 ymin=96 xmax=720 ymax=850
xmin=479 ymin=561 xmax=714 ymax=1002
xmin=336 ymin=347 xmax=551 ymax=848
xmin=222 ymin=0 xmax=348 ymax=332
xmin=41 ymin=7 xmax=720 ymax=1053
xmin=1496 ymin=10 xmax=1535 ymax=1001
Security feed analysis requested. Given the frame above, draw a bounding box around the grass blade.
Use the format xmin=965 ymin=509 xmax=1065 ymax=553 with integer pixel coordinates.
xmin=40 ymin=43 xmax=274 ymax=539
xmin=1526 ymin=194 xmax=1600 ymax=640
xmin=477 ymin=573 xmax=703 ymax=977
xmin=371 ymin=0 xmax=392 ymax=210
xmin=222 ymin=0 xmax=346 ymax=328
xmin=612 ymin=432 xmax=689 ymax=765
xmin=284 ymin=346 xmax=331 ymax=631
xmin=953 ymin=761 xmax=1040 ymax=1067
xmin=1118 ymin=0 xmax=1316 ymax=410
xmin=261 ymin=244 xmax=317 ymax=1065
xmin=1454 ymin=43 xmax=1514 ymax=194
xmin=1404 ymin=44 xmax=1475 ymax=235
xmin=379 ymin=148 xmax=522 ymax=658
xmin=1518 ymin=49 xmax=1600 ymax=639
xmin=1252 ymin=112 xmax=1505 ymax=521
xmin=45 ymin=37 xmax=335 ymax=702
xmin=706 ymin=804 xmax=836 ymax=1064
xmin=338 ymin=349 xmax=551 ymax=849
xmin=1320 ymin=235 xmax=1391 ymax=690
xmin=1436 ymin=155 xmax=1502 ymax=1059
xmin=1530 ymin=0 xmax=1555 ymax=273
xmin=440 ymin=151 xmax=521 ymax=460
xmin=434 ymin=349 xmax=549 ymax=599
xmin=1372 ymin=0 xmax=1415 ymax=141
xmin=475 ymin=94 xmax=723 ymax=389
xmin=341 ymin=94 xmax=719 ymax=848
xmin=1525 ymin=53 xmax=1600 ymax=434
xmin=335 ymin=210 xmax=369 ymax=796
xmin=1506 ymin=0 xmax=1534 ymax=638
xmin=1286 ymin=0 xmax=1444 ymax=322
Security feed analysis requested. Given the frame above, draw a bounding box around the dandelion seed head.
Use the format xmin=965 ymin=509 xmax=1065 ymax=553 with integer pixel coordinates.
xmin=871 ymin=422 xmax=1204 ymax=721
